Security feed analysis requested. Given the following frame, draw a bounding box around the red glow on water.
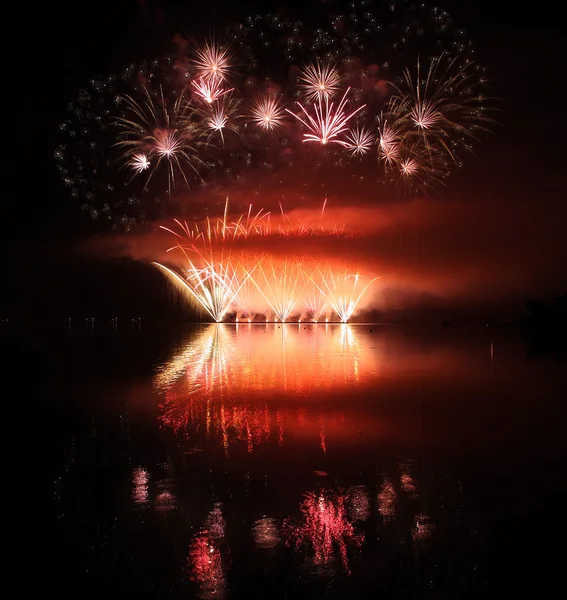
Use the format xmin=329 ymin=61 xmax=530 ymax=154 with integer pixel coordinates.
xmin=189 ymin=504 xmax=228 ymax=598
xmin=283 ymin=490 xmax=364 ymax=574
xmin=154 ymin=324 xmax=375 ymax=397
xmin=189 ymin=533 xmax=224 ymax=586
xmin=156 ymin=323 xmax=379 ymax=453
xmin=131 ymin=467 xmax=149 ymax=506
xmin=378 ymin=479 xmax=397 ymax=522
xmin=251 ymin=517 xmax=281 ymax=549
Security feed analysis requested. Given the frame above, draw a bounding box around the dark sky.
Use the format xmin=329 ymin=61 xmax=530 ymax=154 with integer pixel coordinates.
xmin=8 ymin=0 xmax=565 ymax=321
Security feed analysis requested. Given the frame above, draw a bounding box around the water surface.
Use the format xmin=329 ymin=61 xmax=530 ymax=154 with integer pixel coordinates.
xmin=15 ymin=322 xmax=566 ymax=598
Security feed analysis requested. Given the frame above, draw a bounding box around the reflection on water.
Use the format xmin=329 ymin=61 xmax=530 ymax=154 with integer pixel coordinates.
xmin=155 ymin=322 xmax=376 ymax=395
xmin=157 ymin=323 xmax=379 ymax=455
xmin=131 ymin=467 xmax=149 ymax=506
xmin=189 ymin=503 xmax=229 ymax=600
xmin=251 ymin=517 xmax=281 ymax=549
xmin=41 ymin=322 xmax=566 ymax=597
xmin=150 ymin=325 xmax=483 ymax=591
xmin=283 ymin=488 xmax=364 ymax=575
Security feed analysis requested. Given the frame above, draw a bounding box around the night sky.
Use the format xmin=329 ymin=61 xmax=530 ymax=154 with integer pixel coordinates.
xmin=9 ymin=0 xmax=565 ymax=322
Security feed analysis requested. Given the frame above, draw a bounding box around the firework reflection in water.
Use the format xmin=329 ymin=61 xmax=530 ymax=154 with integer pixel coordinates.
xmin=188 ymin=502 xmax=229 ymax=599
xmin=156 ymin=323 xmax=374 ymax=441
xmin=283 ymin=489 xmax=364 ymax=575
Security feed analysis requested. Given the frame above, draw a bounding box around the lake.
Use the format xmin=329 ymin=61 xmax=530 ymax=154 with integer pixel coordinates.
xmin=14 ymin=321 xmax=566 ymax=598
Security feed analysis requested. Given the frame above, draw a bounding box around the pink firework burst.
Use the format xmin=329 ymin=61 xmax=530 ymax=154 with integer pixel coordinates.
xmin=344 ymin=127 xmax=374 ymax=156
xmin=377 ymin=120 xmax=401 ymax=165
xmin=298 ymin=61 xmax=342 ymax=102
xmin=400 ymin=157 xmax=420 ymax=177
xmin=193 ymin=41 xmax=231 ymax=81
xmin=129 ymin=153 xmax=150 ymax=173
xmin=154 ymin=129 xmax=182 ymax=157
xmin=286 ymin=88 xmax=365 ymax=147
xmin=207 ymin=106 xmax=231 ymax=145
xmin=250 ymin=95 xmax=286 ymax=132
xmin=192 ymin=76 xmax=234 ymax=104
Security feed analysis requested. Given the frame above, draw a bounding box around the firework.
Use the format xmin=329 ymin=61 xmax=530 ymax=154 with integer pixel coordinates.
xmin=286 ymin=88 xmax=366 ymax=146
xmin=154 ymin=261 xmax=245 ymax=323
xmin=156 ymin=210 xmax=257 ymax=322
xmin=114 ymin=85 xmax=208 ymax=196
xmin=56 ymin=3 xmax=496 ymax=228
xmin=129 ymin=153 xmax=151 ymax=173
xmin=374 ymin=52 xmax=494 ymax=190
xmin=191 ymin=76 xmax=234 ymax=104
xmin=252 ymin=256 xmax=306 ymax=322
xmin=156 ymin=201 xmax=377 ymax=322
xmin=193 ymin=41 xmax=231 ymax=81
xmin=298 ymin=61 xmax=342 ymax=102
xmin=249 ymin=94 xmax=286 ymax=131
xmin=316 ymin=266 xmax=379 ymax=323
xmin=206 ymin=96 xmax=241 ymax=145
xmin=377 ymin=119 xmax=401 ymax=166
xmin=344 ymin=127 xmax=375 ymax=156
xmin=399 ymin=53 xmax=493 ymax=155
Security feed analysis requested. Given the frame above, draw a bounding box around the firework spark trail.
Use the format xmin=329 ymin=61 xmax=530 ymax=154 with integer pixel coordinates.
xmin=158 ymin=213 xmax=248 ymax=322
xmin=153 ymin=261 xmax=240 ymax=323
xmin=300 ymin=262 xmax=330 ymax=322
xmin=156 ymin=201 xmax=377 ymax=322
xmin=286 ymin=88 xmax=366 ymax=146
xmin=315 ymin=267 xmax=379 ymax=323
xmin=252 ymin=256 xmax=307 ymax=322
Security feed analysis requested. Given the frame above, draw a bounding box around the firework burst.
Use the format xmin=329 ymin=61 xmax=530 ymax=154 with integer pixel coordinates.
xmin=250 ymin=95 xmax=286 ymax=132
xmin=57 ymin=4 xmax=497 ymax=228
xmin=191 ymin=76 xmax=234 ymax=104
xmin=114 ymin=85 xmax=208 ymax=196
xmin=193 ymin=41 xmax=232 ymax=81
xmin=156 ymin=201 xmax=377 ymax=322
xmin=286 ymin=88 xmax=366 ymax=146
xmin=344 ymin=127 xmax=375 ymax=156
xmin=129 ymin=153 xmax=151 ymax=173
xmin=298 ymin=61 xmax=342 ymax=102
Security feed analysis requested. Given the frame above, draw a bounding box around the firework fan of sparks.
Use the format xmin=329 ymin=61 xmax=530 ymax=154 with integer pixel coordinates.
xmin=286 ymin=88 xmax=366 ymax=147
xmin=55 ymin=1 xmax=496 ymax=229
xmin=154 ymin=201 xmax=378 ymax=323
